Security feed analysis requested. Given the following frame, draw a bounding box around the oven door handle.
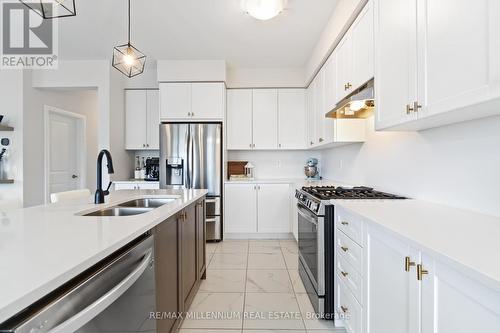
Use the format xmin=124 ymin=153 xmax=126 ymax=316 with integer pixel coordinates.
xmin=297 ymin=204 xmax=318 ymax=226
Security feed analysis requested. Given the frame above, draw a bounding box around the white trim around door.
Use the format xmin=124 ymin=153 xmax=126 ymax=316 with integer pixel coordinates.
xmin=44 ymin=105 xmax=87 ymax=204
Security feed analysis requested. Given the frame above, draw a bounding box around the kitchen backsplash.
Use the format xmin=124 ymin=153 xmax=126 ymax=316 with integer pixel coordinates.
xmin=227 ymin=150 xmax=321 ymax=179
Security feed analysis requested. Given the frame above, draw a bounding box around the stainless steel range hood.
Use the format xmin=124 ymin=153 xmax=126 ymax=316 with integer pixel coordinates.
xmin=326 ymin=79 xmax=374 ymax=119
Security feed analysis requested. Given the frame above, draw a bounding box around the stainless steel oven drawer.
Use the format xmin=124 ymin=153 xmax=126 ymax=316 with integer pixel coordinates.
xmin=206 ymin=197 xmax=220 ymax=216
xmin=206 ymin=216 xmax=221 ymax=241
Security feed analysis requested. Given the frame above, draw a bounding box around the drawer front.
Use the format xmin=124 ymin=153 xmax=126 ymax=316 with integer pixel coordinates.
xmin=336 ymin=207 xmax=364 ymax=247
xmin=338 ymin=280 xmax=363 ymax=333
xmin=337 ymin=255 xmax=363 ymax=306
xmin=113 ymin=183 xmax=137 ymax=190
xmin=138 ymin=183 xmax=160 ymax=190
xmin=337 ymin=230 xmax=363 ymax=275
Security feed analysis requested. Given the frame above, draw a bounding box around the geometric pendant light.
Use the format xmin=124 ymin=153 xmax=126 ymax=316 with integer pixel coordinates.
xmin=19 ymin=0 xmax=77 ymax=19
xmin=112 ymin=0 xmax=146 ymax=78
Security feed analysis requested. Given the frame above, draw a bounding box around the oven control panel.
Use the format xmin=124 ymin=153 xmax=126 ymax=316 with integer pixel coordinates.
xmin=295 ymin=190 xmax=322 ymax=215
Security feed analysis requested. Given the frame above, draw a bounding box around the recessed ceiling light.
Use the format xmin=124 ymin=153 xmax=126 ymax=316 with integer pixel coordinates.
xmin=242 ymin=0 xmax=287 ymax=21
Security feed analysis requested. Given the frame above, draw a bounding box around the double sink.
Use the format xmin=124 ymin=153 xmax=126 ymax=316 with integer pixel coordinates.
xmin=84 ymin=198 xmax=177 ymax=217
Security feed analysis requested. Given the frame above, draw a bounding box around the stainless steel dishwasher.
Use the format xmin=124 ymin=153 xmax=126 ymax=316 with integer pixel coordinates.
xmin=0 ymin=233 xmax=156 ymax=333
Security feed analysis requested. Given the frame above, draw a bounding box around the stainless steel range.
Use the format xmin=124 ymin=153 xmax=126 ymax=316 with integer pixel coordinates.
xmin=295 ymin=186 xmax=406 ymax=319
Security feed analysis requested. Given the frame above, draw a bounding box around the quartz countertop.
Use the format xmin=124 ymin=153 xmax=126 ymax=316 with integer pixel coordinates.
xmin=224 ymin=178 xmax=348 ymax=188
xmin=0 ymin=189 xmax=207 ymax=323
xmin=332 ymin=199 xmax=500 ymax=291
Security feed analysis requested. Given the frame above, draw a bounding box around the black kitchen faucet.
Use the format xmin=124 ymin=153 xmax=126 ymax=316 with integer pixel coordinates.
xmin=95 ymin=149 xmax=114 ymax=204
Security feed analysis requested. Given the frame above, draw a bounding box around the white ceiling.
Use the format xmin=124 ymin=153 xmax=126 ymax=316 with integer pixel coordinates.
xmin=57 ymin=0 xmax=338 ymax=68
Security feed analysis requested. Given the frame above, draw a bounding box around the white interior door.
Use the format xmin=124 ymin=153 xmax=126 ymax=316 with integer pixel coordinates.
xmin=47 ymin=110 xmax=83 ymax=200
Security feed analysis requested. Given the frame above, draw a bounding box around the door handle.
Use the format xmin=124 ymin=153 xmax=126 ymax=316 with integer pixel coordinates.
xmin=405 ymin=256 xmax=415 ymax=272
xmin=340 ymin=246 xmax=348 ymax=252
xmin=417 ymin=264 xmax=429 ymax=281
xmin=71 ymin=174 xmax=78 ymax=179
xmin=340 ymin=271 xmax=348 ymax=277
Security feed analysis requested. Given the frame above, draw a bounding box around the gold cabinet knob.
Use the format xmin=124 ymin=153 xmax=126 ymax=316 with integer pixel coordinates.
xmin=341 ymin=306 xmax=348 ymax=313
xmin=341 ymin=221 xmax=349 ymax=226
xmin=341 ymin=271 xmax=348 ymax=277
xmin=417 ymin=264 xmax=429 ymax=281
xmin=405 ymin=256 xmax=415 ymax=272
xmin=340 ymin=246 xmax=348 ymax=252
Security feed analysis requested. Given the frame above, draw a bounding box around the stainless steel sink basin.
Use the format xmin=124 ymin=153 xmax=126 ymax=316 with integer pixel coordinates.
xmin=83 ymin=207 xmax=154 ymax=217
xmin=117 ymin=198 xmax=176 ymax=209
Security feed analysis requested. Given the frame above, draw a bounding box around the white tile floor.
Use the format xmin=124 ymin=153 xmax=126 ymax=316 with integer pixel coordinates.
xmin=178 ymin=239 xmax=346 ymax=333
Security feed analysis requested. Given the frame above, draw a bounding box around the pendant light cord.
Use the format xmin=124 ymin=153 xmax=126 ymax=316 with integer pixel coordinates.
xmin=127 ymin=0 xmax=131 ymax=45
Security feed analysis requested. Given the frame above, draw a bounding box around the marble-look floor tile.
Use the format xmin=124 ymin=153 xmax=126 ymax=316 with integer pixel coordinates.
xmin=179 ymin=330 xmax=241 ymax=333
xmin=283 ymin=252 xmax=299 ymax=270
xmin=295 ymin=293 xmax=338 ymax=331
xmin=246 ymin=270 xmax=294 ymax=293
xmin=209 ymin=253 xmax=248 ymax=270
xmin=288 ymin=269 xmax=307 ymax=293
xmin=247 ymin=253 xmax=286 ymax=270
xmin=242 ymin=330 xmax=306 ymax=333
xmin=216 ymin=240 xmax=249 ymax=254
xmin=206 ymin=242 xmax=218 ymax=254
xmin=249 ymin=241 xmax=282 ymax=254
xmin=280 ymin=241 xmax=299 ymax=255
xmin=200 ymin=269 xmax=246 ymax=293
xmin=243 ymin=293 xmax=304 ymax=330
xmin=181 ymin=292 xmax=244 ymax=329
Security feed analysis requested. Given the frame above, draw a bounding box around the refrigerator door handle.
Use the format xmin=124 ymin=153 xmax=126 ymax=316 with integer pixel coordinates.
xmin=187 ymin=126 xmax=193 ymax=189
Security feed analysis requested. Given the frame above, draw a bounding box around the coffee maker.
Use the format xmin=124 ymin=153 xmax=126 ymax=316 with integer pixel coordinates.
xmin=145 ymin=157 xmax=159 ymax=181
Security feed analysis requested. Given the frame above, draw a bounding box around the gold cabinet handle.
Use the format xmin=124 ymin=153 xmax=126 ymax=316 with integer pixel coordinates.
xmin=340 ymin=246 xmax=348 ymax=252
xmin=417 ymin=264 xmax=428 ymax=281
xmin=413 ymin=101 xmax=422 ymax=112
xmin=319 ymin=138 xmax=324 ymax=143
xmin=347 ymin=82 xmax=352 ymax=89
xmin=344 ymin=83 xmax=349 ymax=91
xmin=405 ymin=256 xmax=415 ymax=272
xmin=341 ymin=305 xmax=348 ymax=313
xmin=341 ymin=271 xmax=348 ymax=277
xmin=341 ymin=221 xmax=349 ymax=226
xmin=310 ymin=141 xmax=314 ymax=145
xmin=406 ymin=104 xmax=414 ymax=114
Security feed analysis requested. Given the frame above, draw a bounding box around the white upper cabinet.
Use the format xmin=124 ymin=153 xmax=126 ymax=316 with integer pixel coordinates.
xmin=160 ymin=82 xmax=224 ymax=121
xmin=160 ymin=83 xmax=191 ymax=120
xmin=146 ymin=90 xmax=160 ymax=150
xmin=416 ymin=0 xmax=492 ymax=119
xmin=252 ymin=89 xmax=278 ymax=150
xmin=324 ymin=51 xmax=338 ymax=113
xmin=314 ymin=69 xmax=326 ymax=144
xmin=374 ymin=0 xmax=418 ymax=130
xmin=306 ymin=82 xmax=316 ymax=148
xmin=351 ymin=1 xmax=374 ymax=89
xmin=191 ymin=82 xmax=225 ymax=119
xmin=278 ymin=89 xmax=306 ymax=149
xmin=125 ymin=89 xmax=159 ymax=150
xmin=226 ymin=89 xmax=253 ymax=150
xmin=336 ymin=35 xmax=354 ymax=100
xmin=375 ymin=0 xmax=500 ymax=131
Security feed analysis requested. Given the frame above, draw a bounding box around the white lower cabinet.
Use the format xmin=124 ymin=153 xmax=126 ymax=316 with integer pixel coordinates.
xmin=224 ymin=183 xmax=290 ymax=235
xmin=333 ymin=204 xmax=500 ymax=333
xmin=420 ymin=253 xmax=500 ymax=333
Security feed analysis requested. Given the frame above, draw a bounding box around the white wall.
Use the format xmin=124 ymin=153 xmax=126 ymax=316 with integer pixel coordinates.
xmin=23 ymin=86 xmax=98 ymax=206
xmin=0 ymin=71 xmax=24 ymax=210
xmin=321 ymin=115 xmax=500 ymax=217
xmin=227 ymin=150 xmax=321 ymax=180
xmin=226 ymin=67 xmax=305 ymax=88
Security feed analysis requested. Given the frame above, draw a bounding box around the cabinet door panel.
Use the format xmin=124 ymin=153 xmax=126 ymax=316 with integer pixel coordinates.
xmin=278 ymin=89 xmax=306 ymax=149
xmin=374 ymin=0 xmax=417 ymax=130
xmin=336 ymin=35 xmax=353 ymax=100
xmin=367 ymin=226 xmax=414 ymax=333
xmin=125 ymin=90 xmax=148 ymax=149
xmin=421 ymin=254 xmax=500 ymax=333
xmin=181 ymin=204 xmax=197 ymax=308
xmin=191 ymin=83 xmax=225 ymax=119
xmin=324 ymin=51 xmax=338 ymax=112
xmin=160 ymin=83 xmax=191 ymax=120
xmin=417 ymin=0 xmax=491 ymax=119
xmin=306 ymin=84 xmax=316 ymax=147
xmin=351 ymin=1 xmax=374 ymax=89
xmin=147 ymin=90 xmax=160 ymax=150
xmin=154 ymin=216 xmax=179 ymax=333
xmin=196 ymin=200 xmax=206 ymax=279
xmin=252 ymin=89 xmax=278 ymax=150
xmin=257 ymin=184 xmax=290 ymax=233
xmin=224 ymin=184 xmax=257 ymax=233
xmin=227 ymin=89 xmax=253 ymax=150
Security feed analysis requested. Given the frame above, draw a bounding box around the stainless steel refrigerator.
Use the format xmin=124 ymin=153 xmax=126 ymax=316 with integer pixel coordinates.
xmin=160 ymin=123 xmax=222 ymax=241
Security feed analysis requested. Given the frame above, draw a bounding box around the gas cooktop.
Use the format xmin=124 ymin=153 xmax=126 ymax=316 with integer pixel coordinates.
xmin=301 ymin=186 xmax=407 ymax=200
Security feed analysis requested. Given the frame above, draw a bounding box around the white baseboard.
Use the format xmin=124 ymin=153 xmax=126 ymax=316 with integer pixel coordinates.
xmin=224 ymin=233 xmax=293 ymax=240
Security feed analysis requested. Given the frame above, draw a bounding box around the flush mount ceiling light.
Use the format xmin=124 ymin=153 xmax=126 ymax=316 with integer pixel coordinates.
xmin=112 ymin=0 xmax=146 ymax=78
xmin=19 ymin=0 xmax=76 ymax=19
xmin=242 ymin=0 xmax=287 ymax=21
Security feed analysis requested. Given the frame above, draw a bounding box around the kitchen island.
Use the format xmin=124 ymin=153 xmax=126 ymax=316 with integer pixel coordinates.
xmin=0 ymin=189 xmax=207 ymax=327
